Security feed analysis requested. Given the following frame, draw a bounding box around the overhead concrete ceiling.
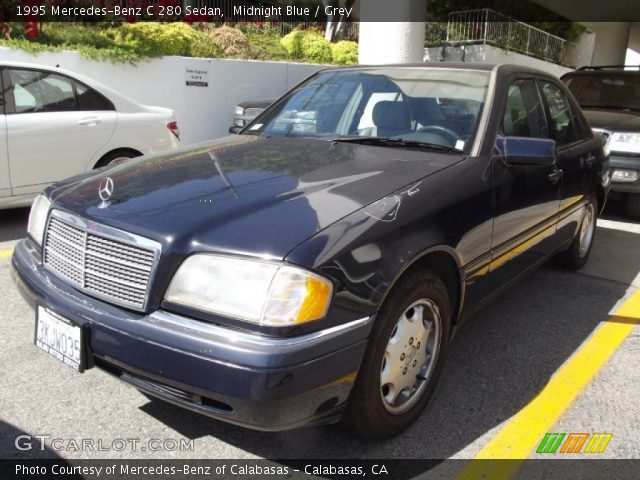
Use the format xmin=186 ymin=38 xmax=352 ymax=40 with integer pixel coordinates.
xmin=533 ymin=0 xmax=639 ymax=22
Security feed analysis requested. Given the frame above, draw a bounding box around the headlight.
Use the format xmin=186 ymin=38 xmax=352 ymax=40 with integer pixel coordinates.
xmin=234 ymin=106 xmax=245 ymax=116
xmin=609 ymin=132 xmax=640 ymax=154
xmin=165 ymin=254 xmax=333 ymax=326
xmin=612 ymin=169 xmax=640 ymax=182
xmin=27 ymin=195 xmax=51 ymax=247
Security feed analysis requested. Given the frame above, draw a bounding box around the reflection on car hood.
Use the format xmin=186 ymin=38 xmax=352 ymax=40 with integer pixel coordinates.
xmin=51 ymin=135 xmax=465 ymax=259
xmin=582 ymin=109 xmax=640 ymax=132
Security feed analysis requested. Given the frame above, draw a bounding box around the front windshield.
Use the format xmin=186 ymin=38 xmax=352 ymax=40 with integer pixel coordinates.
xmin=565 ymin=73 xmax=640 ymax=111
xmin=243 ymin=68 xmax=491 ymax=154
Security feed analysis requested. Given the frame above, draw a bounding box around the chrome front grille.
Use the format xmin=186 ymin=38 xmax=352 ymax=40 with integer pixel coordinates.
xmin=43 ymin=211 xmax=160 ymax=311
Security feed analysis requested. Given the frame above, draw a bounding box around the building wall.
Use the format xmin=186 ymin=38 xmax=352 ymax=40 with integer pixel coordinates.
xmin=0 ymin=48 xmax=326 ymax=145
xmin=424 ymin=44 xmax=572 ymax=77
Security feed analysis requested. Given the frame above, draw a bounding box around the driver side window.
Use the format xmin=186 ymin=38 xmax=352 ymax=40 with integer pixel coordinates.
xmin=502 ymin=79 xmax=549 ymax=139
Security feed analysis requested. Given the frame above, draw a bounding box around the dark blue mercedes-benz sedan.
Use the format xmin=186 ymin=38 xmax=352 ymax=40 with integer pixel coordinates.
xmin=12 ymin=64 xmax=609 ymax=438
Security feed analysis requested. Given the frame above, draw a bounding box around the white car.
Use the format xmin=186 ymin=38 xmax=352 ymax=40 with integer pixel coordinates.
xmin=0 ymin=61 xmax=180 ymax=209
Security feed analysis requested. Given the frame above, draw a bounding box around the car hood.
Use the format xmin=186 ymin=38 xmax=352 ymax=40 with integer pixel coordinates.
xmin=50 ymin=135 xmax=464 ymax=259
xmin=582 ymin=108 xmax=640 ymax=132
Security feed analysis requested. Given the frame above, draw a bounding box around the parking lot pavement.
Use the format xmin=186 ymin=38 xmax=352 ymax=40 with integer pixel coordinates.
xmin=0 ymin=202 xmax=638 ymax=461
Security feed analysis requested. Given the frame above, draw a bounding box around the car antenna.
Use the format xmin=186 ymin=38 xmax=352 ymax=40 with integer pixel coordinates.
xmin=209 ymin=153 xmax=240 ymax=199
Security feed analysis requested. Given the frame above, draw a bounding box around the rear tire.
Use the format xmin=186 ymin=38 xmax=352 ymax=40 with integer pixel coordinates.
xmin=343 ymin=270 xmax=452 ymax=439
xmin=628 ymin=193 xmax=640 ymax=221
xmin=556 ymin=198 xmax=597 ymax=270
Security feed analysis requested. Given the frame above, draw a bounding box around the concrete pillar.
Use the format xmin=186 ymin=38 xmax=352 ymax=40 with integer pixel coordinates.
xmin=358 ymin=0 xmax=426 ymax=64
xmin=582 ymin=22 xmax=631 ymax=65
xmin=627 ymin=23 xmax=640 ymax=64
xmin=566 ymin=30 xmax=596 ymax=68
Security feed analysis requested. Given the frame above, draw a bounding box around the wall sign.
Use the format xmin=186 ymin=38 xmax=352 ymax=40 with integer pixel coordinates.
xmin=186 ymin=68 xmax=209 ymax=87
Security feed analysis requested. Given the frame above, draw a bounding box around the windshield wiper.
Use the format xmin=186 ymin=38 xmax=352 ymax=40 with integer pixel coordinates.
xmin=332 ymin=137 xmax=464 ymax=153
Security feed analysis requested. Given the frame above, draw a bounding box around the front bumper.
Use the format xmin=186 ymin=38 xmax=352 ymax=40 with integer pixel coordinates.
xmin=11 ymin=238 xmax=372 ymax=431
xmin=609 ymin=154 xmax=640 ymax=194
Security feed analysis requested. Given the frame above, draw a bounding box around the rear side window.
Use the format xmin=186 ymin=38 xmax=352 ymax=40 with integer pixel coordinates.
xmin=539 ymin=81 xmax=581 ymax=146
xmin=502 ymin=79 xmax=548 ymax=138
xmin=564 ymin=73 xmax=640 ymax=111
xmin=76 ymin=82 xmax=113 ymax=111
xmin=8 ymin=69 xmax=114 ymax=113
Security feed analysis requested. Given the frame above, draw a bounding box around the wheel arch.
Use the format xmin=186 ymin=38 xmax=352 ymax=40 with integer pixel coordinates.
xmin=94 ymin=148 xmax=143 ymax=169
xmin=380 ymin=246 xmax=464 ymax=325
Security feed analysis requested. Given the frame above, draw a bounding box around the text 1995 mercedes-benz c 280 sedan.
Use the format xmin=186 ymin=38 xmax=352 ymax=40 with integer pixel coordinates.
xmin=12 ymin=64 xmax=608 ymax=439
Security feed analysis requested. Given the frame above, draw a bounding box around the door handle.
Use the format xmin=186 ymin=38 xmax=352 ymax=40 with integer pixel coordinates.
xmin=77 ymin=117 xmax=101 ymax=126
xmin=548 ymin=168 xmax=563 ymax=184
xmin=585 ymin=154 xmax=597 ymax=167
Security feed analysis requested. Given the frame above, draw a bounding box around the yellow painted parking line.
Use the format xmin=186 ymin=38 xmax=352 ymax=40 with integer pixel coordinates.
xmin=0 ymin=249 xmax=14 ymax=259
xmin=458 ymin=288 xmax=640 ymax=480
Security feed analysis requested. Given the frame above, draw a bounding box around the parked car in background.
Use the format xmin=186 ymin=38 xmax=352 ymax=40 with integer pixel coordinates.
xmin=228 ymin=97 xmax=276 ymax=134
xmin=0 ymin=62 xmax=180 ymax=210
xmin=13 ymin=64 xmax=607 ymax=439
xmin=563 ymin=66 xmax=640 ymax=219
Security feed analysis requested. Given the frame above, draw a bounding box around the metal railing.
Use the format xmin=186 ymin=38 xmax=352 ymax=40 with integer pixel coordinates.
xmin=444 ymin=9 xmax=572 ymax=65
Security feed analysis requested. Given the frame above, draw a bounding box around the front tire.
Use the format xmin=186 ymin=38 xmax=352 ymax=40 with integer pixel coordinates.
xmin=343 ymin=270 xmax=452 ymax=439
xmin=556 ymin=198 xmax=597 ymax=270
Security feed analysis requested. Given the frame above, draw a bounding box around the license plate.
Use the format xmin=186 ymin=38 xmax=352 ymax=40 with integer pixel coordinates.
xmin=35 ymin=307 xmax=84 ymax=372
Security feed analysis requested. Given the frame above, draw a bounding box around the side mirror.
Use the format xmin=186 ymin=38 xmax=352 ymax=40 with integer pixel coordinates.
xmin=503 ymin=137 xmax=557 ymax=167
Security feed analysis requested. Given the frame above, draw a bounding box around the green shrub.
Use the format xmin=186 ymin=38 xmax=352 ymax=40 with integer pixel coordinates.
xmin=39 ymin=23 xmax=114 ymax=49
xmin=76 ymin=44 xmax=147 ymax=63
xmin=331 ymin=40 xmax=358 ymax=65
xmin=190 ymin=35 xmax=222 ymax=59
xmin=246 ymin=32 xmax=289 ymax=61
xmin=280 ymin=29 xmax=305 ymax=57
xmin=0 ymin=37 xmax=53 ymax=55
xmin=1 ymin=22 xmax=350 ymax=65
xmin=236 ymin=22 xmax=282 ymax=37
xmin=113 ymin=22 xmax=200 ymax=57
xmin=301 ymin=32 xmax=332 ymax=63
xmin=209 ymin=26 xmax=250 ymax=58
xmin=281 ymin=30 xmax=332 ymax=63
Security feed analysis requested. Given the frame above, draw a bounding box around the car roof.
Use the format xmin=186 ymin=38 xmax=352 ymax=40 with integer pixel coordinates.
xmin=322 ymin=62 xmax=558 ymax=79
xmin=0 ymin=60 xmax=146 ymax=113
xmin=342 ymin=62 xmax=496 ymax=71
xmin=563 ymin=66 xmax=640 ymax=78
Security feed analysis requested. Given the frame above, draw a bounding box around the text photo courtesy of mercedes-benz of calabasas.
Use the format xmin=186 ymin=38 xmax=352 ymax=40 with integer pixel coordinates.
xmin=12 ymin=63 xmax=609 ymax=439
